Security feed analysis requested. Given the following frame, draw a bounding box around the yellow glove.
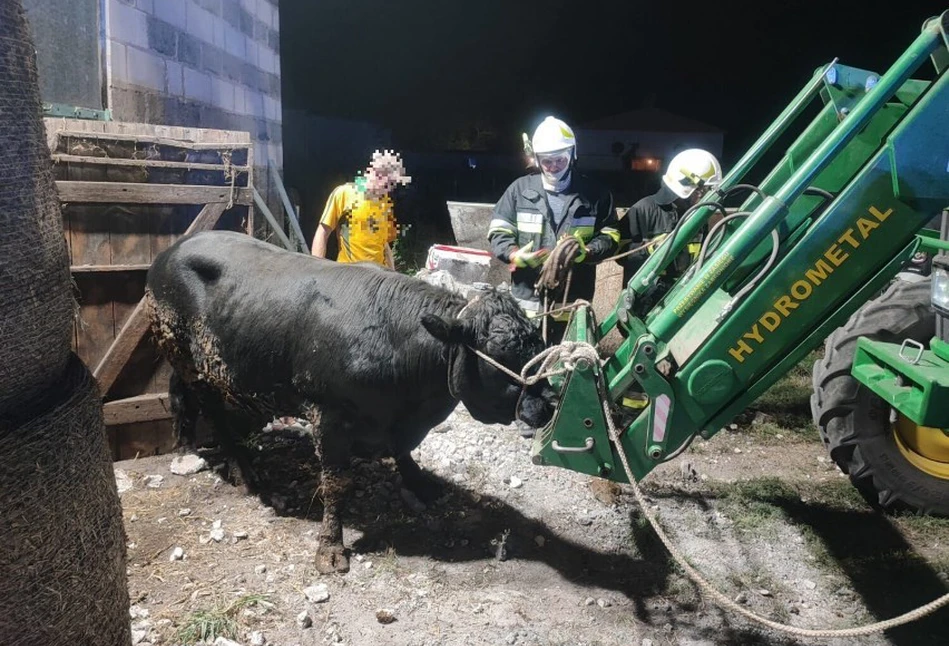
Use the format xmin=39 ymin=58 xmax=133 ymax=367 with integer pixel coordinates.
xmin=571 ymin=232 xmax=587 ymax=263
xmin=510 ymin=241 xmax=550 ymax=269
xmin=645 ymin=233 xmax=669 ymax=255
xmin=557 ymin=233 xmax=587 ymax=264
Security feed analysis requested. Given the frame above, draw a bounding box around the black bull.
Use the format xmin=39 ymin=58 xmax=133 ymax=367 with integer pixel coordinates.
xmin=144 ymin=231 xmax=556 ymax=573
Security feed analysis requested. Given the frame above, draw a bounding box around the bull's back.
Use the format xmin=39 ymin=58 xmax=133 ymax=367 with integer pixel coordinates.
xmin=146 ymin=231 xmax=451 ymax=414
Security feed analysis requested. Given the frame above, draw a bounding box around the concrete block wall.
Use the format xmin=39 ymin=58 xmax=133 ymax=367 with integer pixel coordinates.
xmin=105 ymin=0 xmax=283 ymax=220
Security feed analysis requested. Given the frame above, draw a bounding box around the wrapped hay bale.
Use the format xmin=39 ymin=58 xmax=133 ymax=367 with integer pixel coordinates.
xmin=0 ymin=354 xmax=131 ymax=646
xmin=0 ymin=0 xmax=76 ymax=415
xmin=0 ymin=2 xmax=131 ymax=644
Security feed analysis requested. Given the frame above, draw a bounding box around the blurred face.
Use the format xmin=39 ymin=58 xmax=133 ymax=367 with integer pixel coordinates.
xmin=364 ymin=166 xmax=399 ymax=196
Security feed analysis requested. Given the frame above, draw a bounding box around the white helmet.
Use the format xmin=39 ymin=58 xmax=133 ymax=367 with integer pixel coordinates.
xmin=531 ymin=116 xmax=576 ymax=158
xmin=531 ymin=116 xmax=576 ymax=190
xmin=662 ymin=149 xmax=723 ymax=199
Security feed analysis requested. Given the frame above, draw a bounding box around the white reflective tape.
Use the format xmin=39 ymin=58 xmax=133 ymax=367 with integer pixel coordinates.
xmin=488 ymin=218 xmax=516 ymax=234
xmin=652 ymin=394 xmax=671 ymax=442
xmin=516 ymin=211 xmax=543 ymax=234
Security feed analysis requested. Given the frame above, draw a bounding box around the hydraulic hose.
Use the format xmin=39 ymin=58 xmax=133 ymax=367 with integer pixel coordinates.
xmin=720 ymin=183 xmax=768 ymax=201
xmin=644 ymin=199 xmax=728 ymax=287
xmin=696 ymin=212 xmax=753 ymax=270
xmin=802 ymin=186 xmax=835 ymax=202
xmin=720 ymin=228 xmax=782 ymax=321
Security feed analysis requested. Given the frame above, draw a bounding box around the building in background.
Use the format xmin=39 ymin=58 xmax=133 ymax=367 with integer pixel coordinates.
xmin=23 ymin=0 xmax=283 ymax=212
xmin=281 ymin=110 xmax=393 ymax=242
xmin=574 ymin=107 xmax=723 ymax=173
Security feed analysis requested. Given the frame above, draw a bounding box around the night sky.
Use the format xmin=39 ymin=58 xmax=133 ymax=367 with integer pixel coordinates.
xmin=281 ymin=0 xmax=943 ymax=165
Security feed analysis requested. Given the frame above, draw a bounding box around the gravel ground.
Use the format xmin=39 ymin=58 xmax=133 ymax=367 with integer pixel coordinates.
xmin=117 ymin=405 xmax=949 ymax=646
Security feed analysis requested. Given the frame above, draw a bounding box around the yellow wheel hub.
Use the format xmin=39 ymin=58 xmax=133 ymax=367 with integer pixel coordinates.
xmin=893 ymin=414 xmax=949 ymax=480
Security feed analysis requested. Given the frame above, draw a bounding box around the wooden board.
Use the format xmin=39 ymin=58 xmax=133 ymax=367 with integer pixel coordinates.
xmin=93 ymin=201 xmax=230 ymax=396
xmin=103 ymin=393 xmax=171 ymax=426
xmin=45 ymin=118 xmax=252 ymax=151
xmin=107 ymin=420 xmax=176 ymax=460
xmin=56 ymin=181 xmax=253 ymax=205
xmin=49 ymin=117 xmax=257 ymax=460
xmin=51 ymin=153 xmax=251 ymax=173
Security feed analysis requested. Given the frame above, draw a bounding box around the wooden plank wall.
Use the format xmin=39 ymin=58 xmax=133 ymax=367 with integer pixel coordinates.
xmin=46 ymin=118 xmax=255 ymax=460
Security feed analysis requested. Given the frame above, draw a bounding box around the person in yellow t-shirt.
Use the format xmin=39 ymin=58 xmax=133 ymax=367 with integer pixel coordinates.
xmin=311 ymin=150 xmax=411 ymax=269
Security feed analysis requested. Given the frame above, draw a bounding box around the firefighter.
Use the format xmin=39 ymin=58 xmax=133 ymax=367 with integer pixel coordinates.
xmin=620 ymin=148 xmax=723 ymax=309
xmin=488 ymin=116 xmax=621 ymax=341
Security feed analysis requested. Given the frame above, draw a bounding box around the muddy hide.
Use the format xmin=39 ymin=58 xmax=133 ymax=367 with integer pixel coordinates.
xmin=0 ymin=2 xmax=131 ymax=644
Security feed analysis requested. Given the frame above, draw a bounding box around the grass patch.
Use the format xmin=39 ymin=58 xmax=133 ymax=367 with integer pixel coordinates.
xmin=710 ymin=478 xmax=948 ymax=577
xmin=176 ymin=593 xmax=273 ymax=645
xmin=754 ymin=353 xmax=817 ymax=413
xmin=742 ymin=352 xmax=822 ymax=441
xmin=745 ymin=419 xmax=820 ymax=442
xmin=712 ymin=478 xmax=798 ymax=536
xmin=372 ymin=545 xmax=403 ymax=575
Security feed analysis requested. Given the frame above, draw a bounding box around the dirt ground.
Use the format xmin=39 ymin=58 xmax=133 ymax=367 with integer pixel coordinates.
xmin=118 ymin=397 xmax=949 ymax=646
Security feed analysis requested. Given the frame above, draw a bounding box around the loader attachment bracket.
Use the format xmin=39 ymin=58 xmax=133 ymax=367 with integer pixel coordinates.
xmin=853 ymin=337 xmax=949 ymax=428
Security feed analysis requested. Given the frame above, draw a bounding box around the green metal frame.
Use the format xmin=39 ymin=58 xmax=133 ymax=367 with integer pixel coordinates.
xmin=42 ymin=102 xmax=112 ymax=121
xmin=852 ymin=338 xmax=949 ymax=428
xmin=534 ymin=10 xmax=949 ymax=483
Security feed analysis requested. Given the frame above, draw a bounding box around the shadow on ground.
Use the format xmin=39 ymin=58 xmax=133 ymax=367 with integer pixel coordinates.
xmin=198 ymin=426 xmax=685 ymax=622
xmin=198 ymin=428 xmax=947 ymax=646
xmin=648 ymin=483 xmax=949 ymax=645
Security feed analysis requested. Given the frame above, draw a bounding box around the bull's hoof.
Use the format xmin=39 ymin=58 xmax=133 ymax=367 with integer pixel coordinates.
xmin=404 ymin=477 xmax=445 ymax=504
xmin=417 ymin=481 xmax=445 ymax=504
xmin=315 ymin=545 xmax=350 ymax=574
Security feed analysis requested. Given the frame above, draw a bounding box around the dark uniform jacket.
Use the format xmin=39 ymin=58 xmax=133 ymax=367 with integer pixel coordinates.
xmin=488 ymin=173 xmax=620 ymax=310
xmin=621 ymin=183 xmax=700 ymax=287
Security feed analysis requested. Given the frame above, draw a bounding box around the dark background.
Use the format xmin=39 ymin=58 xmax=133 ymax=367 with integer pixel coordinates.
xmin=280 ymin=0 xmax=944 ymax=259
xmin=282 ymin=0 xmax=942 ymax=163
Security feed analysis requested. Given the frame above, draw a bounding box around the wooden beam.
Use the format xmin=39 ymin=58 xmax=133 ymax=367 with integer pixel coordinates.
xmin=52 ymin=153 xmax=250 ymax=173
xmin=252 ymin=187 xmax=295 ymax=251
xmin=93 ymin=201 xmax=229 ymax=395
xmin=56 ymin=181 xmax=253 ymax=205
xmin=103 ymin=393 xmax=172 ymax=426
xmin=51 ymin=129 xmax=251 ymax=149
xmin=71 ymin=264 xmax=150 ymax=273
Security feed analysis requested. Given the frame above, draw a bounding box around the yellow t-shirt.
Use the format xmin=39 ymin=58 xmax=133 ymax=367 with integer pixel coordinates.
xmin=319 ymin=183 xmax=397 ymax=265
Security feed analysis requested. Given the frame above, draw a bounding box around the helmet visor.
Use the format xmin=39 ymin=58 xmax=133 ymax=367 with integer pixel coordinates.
xmin=536 ymin=150 xmax=571 ymax=175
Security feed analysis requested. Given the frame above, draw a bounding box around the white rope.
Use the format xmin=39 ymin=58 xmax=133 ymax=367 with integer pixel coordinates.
xmin=473 ymin=338 xmax=949 ymax=638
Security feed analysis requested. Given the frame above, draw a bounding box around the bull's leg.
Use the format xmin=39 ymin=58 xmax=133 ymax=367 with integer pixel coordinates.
xmin=396 ymin=454 xmax=444 ymax=504
xmin=169 ymin=371 xmax=199 ymax=450
xmin=200 ymin=395 xmax=263 ymax=493
xmin=310 ymin=407 xmax=354 ymax=574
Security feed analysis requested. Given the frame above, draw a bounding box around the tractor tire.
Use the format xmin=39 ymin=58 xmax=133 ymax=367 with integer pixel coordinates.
xmin=811 ymin=278 xmax=948 ymax=515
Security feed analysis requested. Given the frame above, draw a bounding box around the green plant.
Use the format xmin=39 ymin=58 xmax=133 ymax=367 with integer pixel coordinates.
xmin=176 ymin=593 xmax=272 ymax=644
xmin=391 ymin=223 xmax=424 ymax=275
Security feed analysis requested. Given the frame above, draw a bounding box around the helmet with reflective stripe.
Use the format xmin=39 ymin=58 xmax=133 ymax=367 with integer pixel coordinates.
xmin=531 ymin=116 xmax=577 ymax=158
xmin=661 ymin=149 xmax=722 ymax=199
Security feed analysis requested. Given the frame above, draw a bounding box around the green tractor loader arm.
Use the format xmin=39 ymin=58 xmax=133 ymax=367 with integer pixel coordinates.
xmin=536 ymin=10 xmax=949 ymax=513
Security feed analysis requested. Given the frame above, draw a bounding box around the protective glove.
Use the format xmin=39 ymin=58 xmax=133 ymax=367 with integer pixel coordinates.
xmin=509 ymin=241 xmax=550 ymax=269
xmin=569 ymin=233 xmax=588 ymax=264
xmin=644 ymin=232 xmax=670 ymax=255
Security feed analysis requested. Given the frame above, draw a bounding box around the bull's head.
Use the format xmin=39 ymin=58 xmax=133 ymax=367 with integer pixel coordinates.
xmin=422 ymin=290 xmax=557 ymax=428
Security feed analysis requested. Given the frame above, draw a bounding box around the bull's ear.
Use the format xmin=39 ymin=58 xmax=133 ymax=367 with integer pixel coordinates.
xmin=421 ymin=314 xmax=468 ymax=344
